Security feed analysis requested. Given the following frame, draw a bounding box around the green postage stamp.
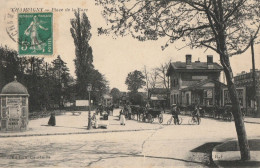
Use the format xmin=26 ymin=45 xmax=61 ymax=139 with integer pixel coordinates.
xmin=18 ymin=13 xmax=53 ymax=55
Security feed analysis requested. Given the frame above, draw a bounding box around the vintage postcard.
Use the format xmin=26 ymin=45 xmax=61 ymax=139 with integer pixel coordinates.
xmin=0 ymin=0 xmax=259 ymax=167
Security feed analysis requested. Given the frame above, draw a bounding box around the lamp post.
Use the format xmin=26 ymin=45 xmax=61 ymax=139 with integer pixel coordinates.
xmin=87 ymin=84 xmax=92 ymax=130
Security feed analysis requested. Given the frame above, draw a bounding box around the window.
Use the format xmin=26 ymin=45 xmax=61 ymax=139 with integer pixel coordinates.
xmin=203 ymin=89 xmax=213 ymax=98
xmin=203 ymin=90 xmax=207 ymax=97
xmin=186 ymin=94 xmax=190 ymax=105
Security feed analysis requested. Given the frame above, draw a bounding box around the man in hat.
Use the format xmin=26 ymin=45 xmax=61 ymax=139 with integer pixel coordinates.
xmin=171 ymin=104 xmax=180 ymax=125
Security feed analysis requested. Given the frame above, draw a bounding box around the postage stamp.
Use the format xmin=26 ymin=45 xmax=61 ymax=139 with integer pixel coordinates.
xmin=18 ymin=13 xmax=53 ymax=55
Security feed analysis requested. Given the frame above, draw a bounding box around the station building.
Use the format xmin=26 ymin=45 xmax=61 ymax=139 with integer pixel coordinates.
xmin=166 ymin=54 xmax=225 ymax=107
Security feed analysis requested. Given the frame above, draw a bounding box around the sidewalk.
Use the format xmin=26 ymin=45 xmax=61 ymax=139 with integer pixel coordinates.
xmin=244 ymin=117 xmax=260 ymax=124
xmin=212 ymin=139 xmax=260 ymax=167
xmin=0 ymin=109 xmax=163 ymax=138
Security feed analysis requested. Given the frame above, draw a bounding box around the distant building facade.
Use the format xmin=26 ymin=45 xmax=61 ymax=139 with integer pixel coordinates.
xmin=166 ymin=54 xmax=225 ymax=106
xmin=148 ymin=88 xmax=169 ymax=108
xmin=233 ymin=70 xmax=260 ymax=116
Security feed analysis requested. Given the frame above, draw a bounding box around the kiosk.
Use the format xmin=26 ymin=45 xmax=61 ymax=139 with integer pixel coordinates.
xmin=0 ymin=76 xmax=29 ymax=132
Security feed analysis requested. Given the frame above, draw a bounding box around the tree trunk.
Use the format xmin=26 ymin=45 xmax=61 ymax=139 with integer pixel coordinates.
xmin=220 ymin=53 xmax=250 ymax=161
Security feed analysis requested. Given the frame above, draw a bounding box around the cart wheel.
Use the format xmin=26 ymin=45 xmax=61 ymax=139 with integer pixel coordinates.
xmin=167 ymin=118 xmax=172 ymax=125
xmin=188 ymin=118 xmax=194 ymax=125
xmin=178 ymin=117 xmax=183 ymax=125
xmin=197 ymin=118 xmax=201 ymax=125
xmin=131 ymin=114 xmax=135 ymax=120
xmin=139 ymin=114 xmax=144 ymax=122
xmin=147 ymin=114 xmax=153 ymax=123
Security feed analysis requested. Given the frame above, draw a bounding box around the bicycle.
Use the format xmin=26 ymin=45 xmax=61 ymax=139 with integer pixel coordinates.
xmin=188 ymin=116 xmax=201 ymax=125
xmin=167 ymin=115 xmax=183 ymax=125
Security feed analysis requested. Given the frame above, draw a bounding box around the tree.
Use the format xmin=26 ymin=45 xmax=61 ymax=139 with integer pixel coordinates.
xmin=129 ymin=92 xmax=145 ymax=106
xmin=148 ymin=68 xmax=159 ymax=89
xmin=143 ymin=64 xmax=170 ymax=89
xmin=125 ymin=70 xmax=146 ymax=93
xmin=50 ymin=55 xmax=71 ymax=107
xmin=0 ymin=46 xmax=20 ymax=90
xmin=143 ymin=66 xmax=150 ymax=91
xmin=155 ymin=63 xmax=170 ymax=90
xmin=155 ymin=63 xmax=170 ymax=107
xmin=70 ymin=10 xmax=94 ymax=99
xmin=110 ymin=88 xmax=121 ymax=104
xmin=97 ymin=0 xmax=260 ymax=160
xmin=90 ymin=69 xmax=109 ymax=104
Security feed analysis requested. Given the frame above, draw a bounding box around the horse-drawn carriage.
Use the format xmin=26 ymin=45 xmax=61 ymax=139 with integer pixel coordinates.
xmin=137 ymin=108 xmax=163 ymax=123
xmin=128 ymin=105 xmax=163 ymax=124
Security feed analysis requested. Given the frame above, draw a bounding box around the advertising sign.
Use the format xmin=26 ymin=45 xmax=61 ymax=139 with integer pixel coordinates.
xmin=75 ymin=100 xmax=89 ymax=106
xmin=7 ymin=97 xmax=21 ymax=106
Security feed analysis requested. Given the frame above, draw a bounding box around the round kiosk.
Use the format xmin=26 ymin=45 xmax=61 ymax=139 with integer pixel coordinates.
xmin=0 ymin=76 xmax=29 ymax=132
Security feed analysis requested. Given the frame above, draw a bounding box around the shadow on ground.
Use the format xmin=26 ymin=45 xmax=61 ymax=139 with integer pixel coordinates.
xmin=190 ymin=142 xmax=223 ymax=167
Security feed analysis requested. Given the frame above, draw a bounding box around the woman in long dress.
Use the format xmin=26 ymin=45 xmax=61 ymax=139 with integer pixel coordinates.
xmin=48 ymin=112 xmax=56 ymax=126
xmin=120 ymin=109 xmax=126 ymax=125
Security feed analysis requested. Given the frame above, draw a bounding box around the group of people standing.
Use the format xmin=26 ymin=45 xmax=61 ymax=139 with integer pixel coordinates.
xmin=96 ymin=104 xmax=114 ymax=116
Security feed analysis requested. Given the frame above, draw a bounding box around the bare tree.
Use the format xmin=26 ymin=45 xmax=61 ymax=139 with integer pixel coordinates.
xmin=155 ymin=63 xmax=170 ymax=90
xmin=149 ymin=68 xmax=159 ymax=89
xmin=143 ymin=65 xmax=150 ymax=91
xmin=97 ymin=0 xmax=260 ymax=160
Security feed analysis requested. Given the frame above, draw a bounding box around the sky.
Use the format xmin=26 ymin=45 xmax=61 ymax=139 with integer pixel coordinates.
xmin=1 ymin=0 xmax=260 ymax=92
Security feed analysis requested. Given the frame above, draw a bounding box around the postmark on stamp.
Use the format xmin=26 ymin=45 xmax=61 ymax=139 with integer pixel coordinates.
xmin=18 ymin=13 xmax=53 ymax=55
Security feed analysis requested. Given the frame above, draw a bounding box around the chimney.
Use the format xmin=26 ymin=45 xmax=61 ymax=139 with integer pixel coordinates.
xmin=207 ymin=55 xmax=213 ymax=69
xmin=186 ymin=54 xmax=192 ymax=69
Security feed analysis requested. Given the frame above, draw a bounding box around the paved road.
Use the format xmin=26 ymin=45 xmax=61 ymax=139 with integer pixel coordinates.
xmin=0 ymin=114 xmax=259 ymax=168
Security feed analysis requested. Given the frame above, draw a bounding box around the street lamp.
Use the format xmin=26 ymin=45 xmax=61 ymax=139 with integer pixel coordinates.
xmin=87 ymin=84 xmax=92 ymax=130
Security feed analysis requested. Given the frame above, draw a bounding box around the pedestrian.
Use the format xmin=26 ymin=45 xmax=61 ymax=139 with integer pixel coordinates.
xmin=127 ymin=105 xmax=132 ymax=119
xmin=146 ymin=102 xmax=150 ymax=109
xmin=110 ymin=104 xmax=114 ymax=116
xmin=162 ymin=102 xmax=166 ymax=113
xmin=119 ymin=109 xmax=126 ymax=125
xmin=48 ymin=112 xmax=56 ymax=126
xmin=171 ymin=104 xmax=180 ymax=125
xmin=92 ymin=112 xmax=100 ymax=128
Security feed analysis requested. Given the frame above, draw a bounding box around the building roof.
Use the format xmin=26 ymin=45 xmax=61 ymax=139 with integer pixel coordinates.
xmin=1 ymin=79 xmax=28 ymax=95
xmin=103 ymin=94 xmax=112 ymax=99
xmin=181 ymin=79 xmax=226 ymax=91
xmin=167 ymin=61 xmax=223 ymax=75
xmin=172 ymin=62 xmax=222 ymax=70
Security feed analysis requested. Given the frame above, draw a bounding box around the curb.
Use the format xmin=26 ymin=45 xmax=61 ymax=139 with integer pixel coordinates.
xmin=244 ymin=121 xmax=260 ymax=124
xmin=0 ymin=128 xmax=161 ymax=138
xmin=212 ymin=139 xmax=260 ymax=167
